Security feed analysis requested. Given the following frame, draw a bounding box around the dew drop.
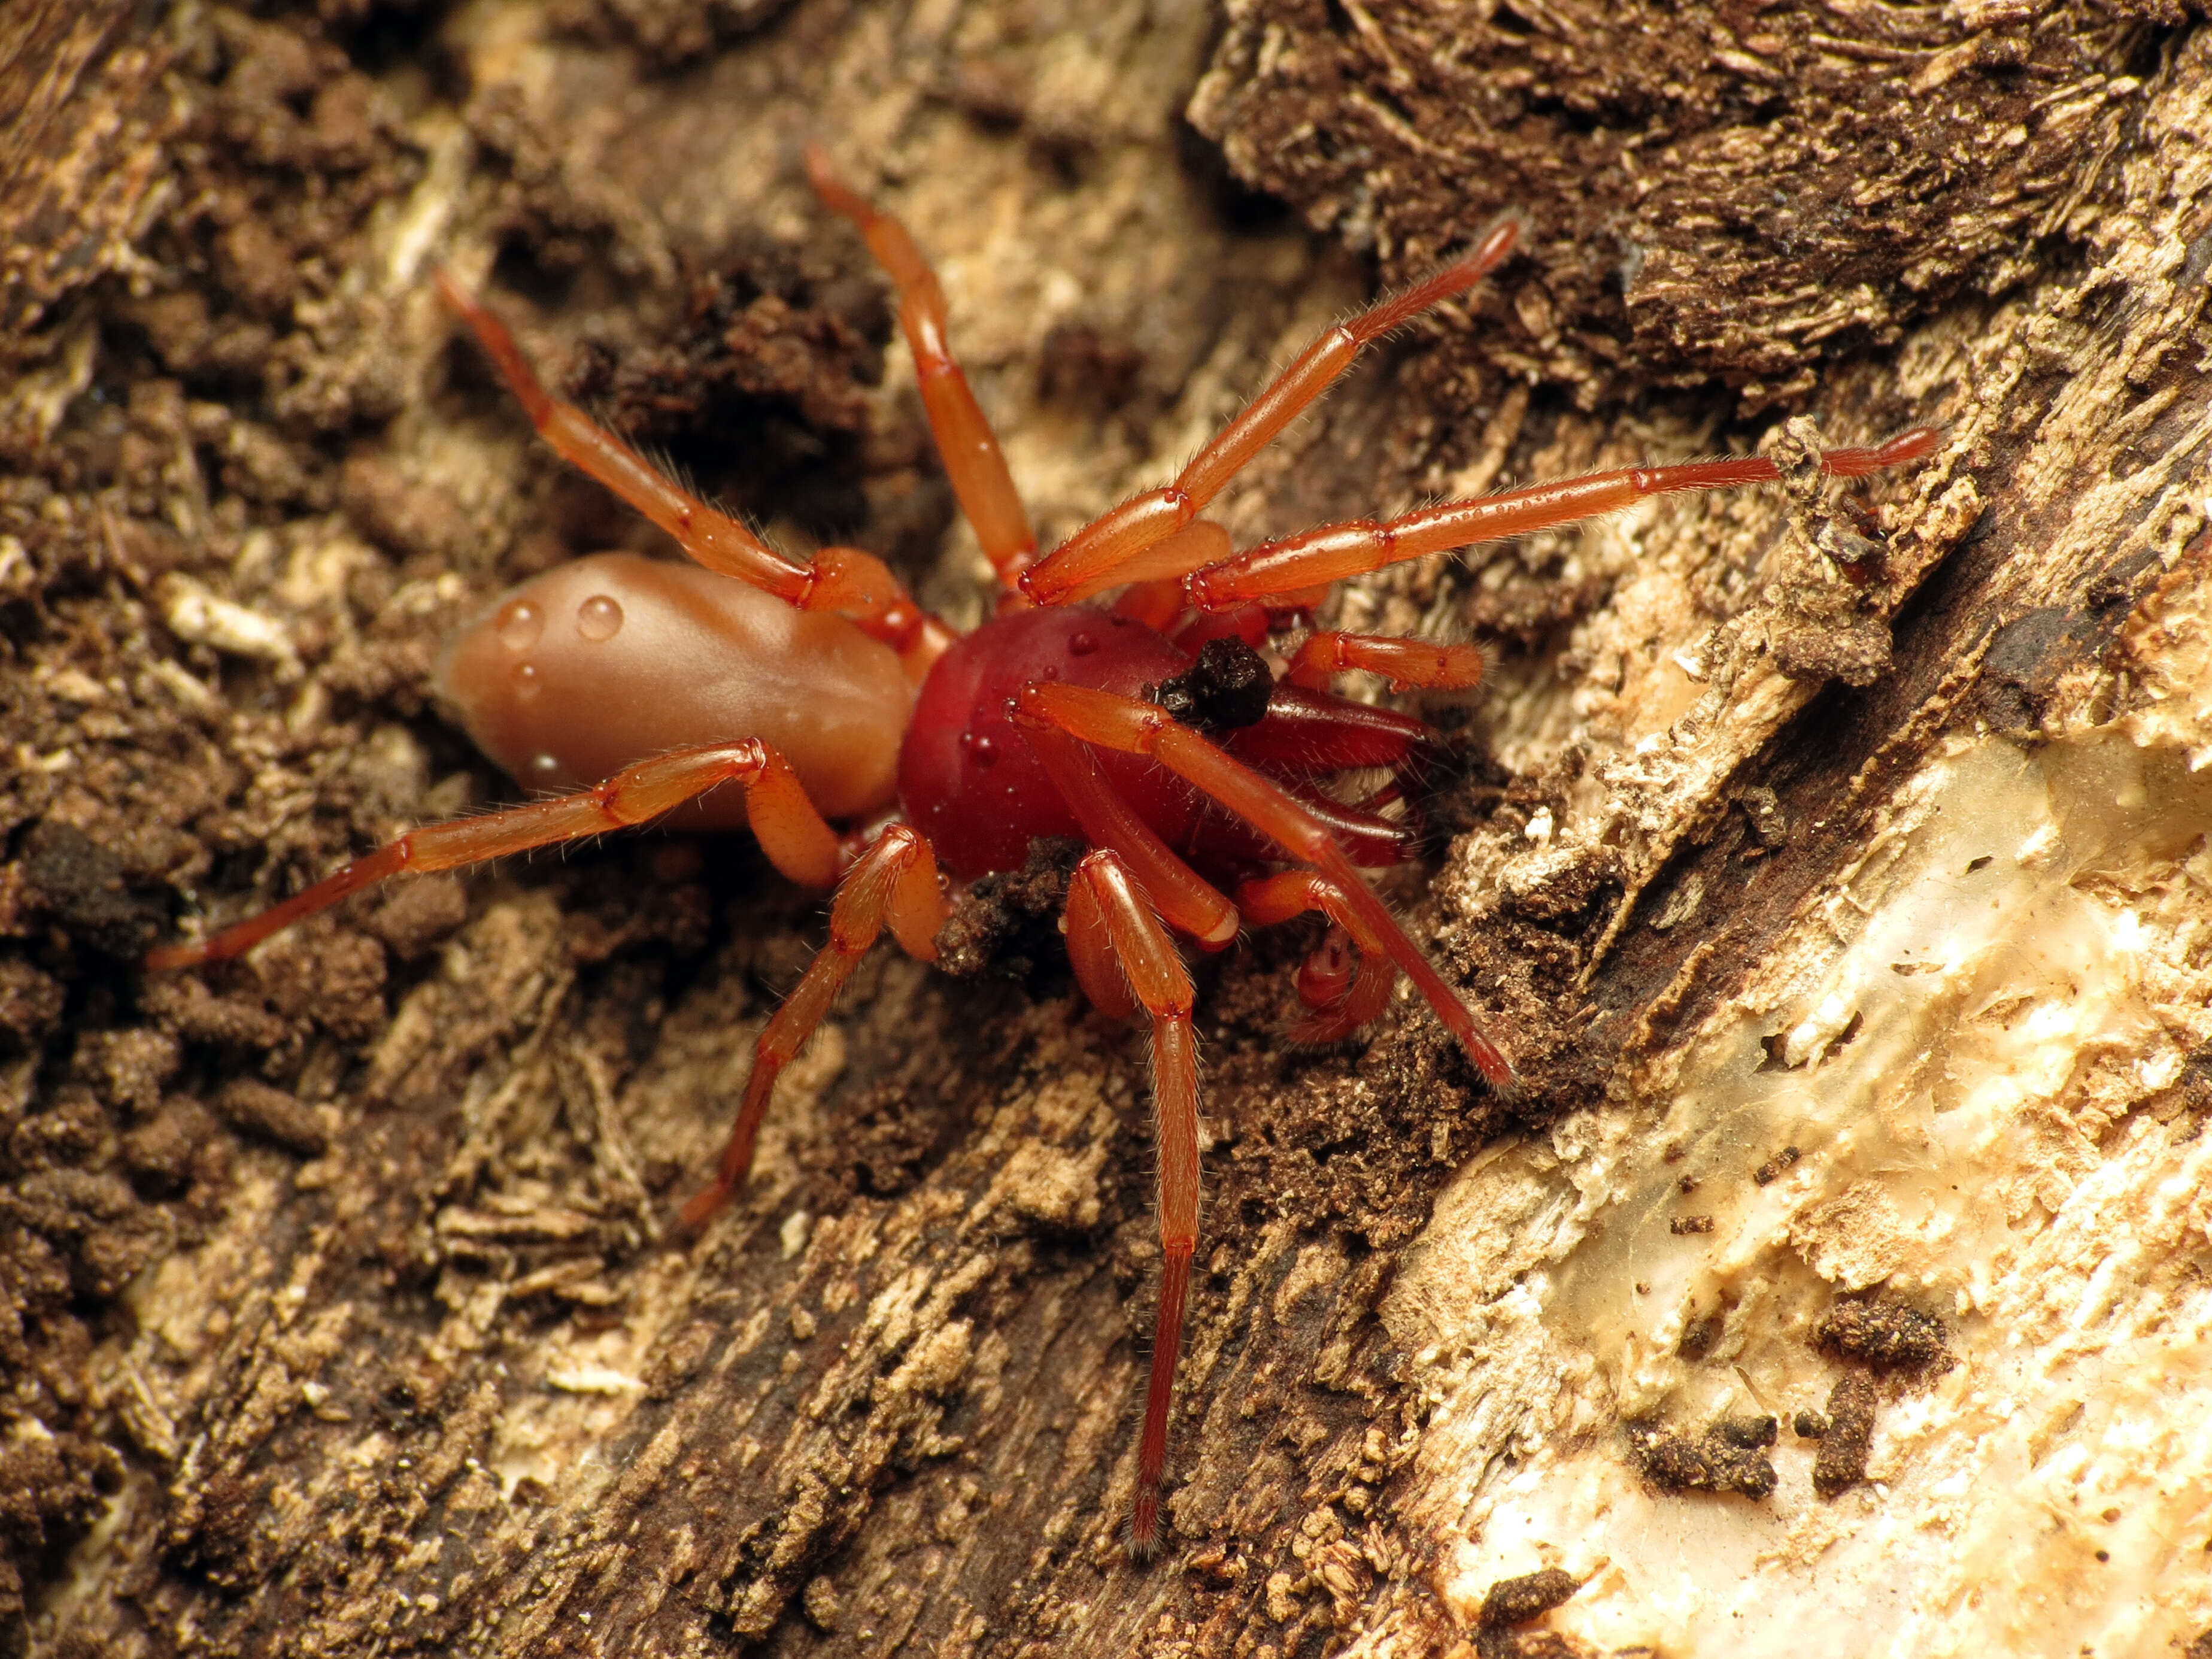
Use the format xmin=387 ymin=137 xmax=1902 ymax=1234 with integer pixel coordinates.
xmin=1068 ymin=630 xmax=1097 ymax=657
xmin=529 ymin=752 xmax=560 ymax=776
xmin=511 ymin=660 xmax=542 ymax=701
xmin=494 ymin=599 xmax=544 ymax=650
xmin=960 ymin=730 xmax=999 ymax=769
xmin=576 ymin=593 xmax=624 ymax=642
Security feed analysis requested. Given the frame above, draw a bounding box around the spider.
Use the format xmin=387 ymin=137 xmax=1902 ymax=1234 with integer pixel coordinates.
xmin=145 ymin=146 xmax=1935 ymax=1554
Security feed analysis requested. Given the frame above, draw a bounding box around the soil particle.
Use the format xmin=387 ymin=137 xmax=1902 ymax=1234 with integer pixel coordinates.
xmin=251 ymin=924 xmax=388 ymax=1041
xmin=8 ymin=1089 xmax=110 ymax=1170
xmin=339 ymin=456 xmax=478 ymax=571
xmin=1752 ymin=1145 xmax=1803 ymax=1185
xmin=1717 ymin=1413 xmax=1779 ymax=1451
xmin=568 ymin=0 xmax=801 ymax=70
xmin=0 ymin=962 xmax=62 ymax=1047
xmin=138 ymin=975 xmax=292 ymax=1049
xmin=118 ymin=1095 xmax=218 ymax=1195
xmin=1814 ymin=1293 xmax=1955 ymax=1373
xmin=357 ymin=874 xmax=471 ymax=962
xmin=934 ymin=836 xmax=1085 ymax=990
xmin=1768 ymin=607 xmax=1895 ymax=689
xmin=214 ymin=1076 xmax=329 ymax=1156
xmin=69 ymin=1026 xmax=178 ymax=1114
xmin=1473 ymin=1566 xmax=1589 ymax=1658
xmin=19 ymin=821 xmax=166 ymax=959
xmin=0 ymin=1431 xmax=122 ymax=1644
xmin=1812 ymin=1372 xmax=1879 ymax=1499
xmin=1479 ymin=1566 xmax=1582 ymax=1628
xmin=7 ymin=1167 xmax=162 ymax=1300
xmin=1627 ymin=1415 xmax=1779 ymax=1500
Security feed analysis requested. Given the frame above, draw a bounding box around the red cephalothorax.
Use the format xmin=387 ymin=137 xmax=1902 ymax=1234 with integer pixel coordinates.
xmin=145 ymin=145 xmax=1937 ymax=1555
xmin=900 ymin=605 xmax=1425 ymax=881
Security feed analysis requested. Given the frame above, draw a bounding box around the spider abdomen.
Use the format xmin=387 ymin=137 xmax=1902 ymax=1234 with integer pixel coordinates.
xmin=439 ymin=551 xmax=912 ymax=827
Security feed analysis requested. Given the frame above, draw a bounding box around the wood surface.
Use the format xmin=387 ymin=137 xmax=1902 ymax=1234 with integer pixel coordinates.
xmin=4 ymin=1 xmax=2208 ymax=1655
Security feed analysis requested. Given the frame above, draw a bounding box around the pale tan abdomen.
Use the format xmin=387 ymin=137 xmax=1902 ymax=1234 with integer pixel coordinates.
xmin=436 ymin=552 xmax=912 ymax=826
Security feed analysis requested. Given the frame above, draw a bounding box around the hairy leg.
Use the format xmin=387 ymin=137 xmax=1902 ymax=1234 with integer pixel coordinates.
xmin=435 ymin=272 xmax=949 ymax=669
xmin=1018 ymin=219 xmax=1524 ymax=606
xmin=679 ymin=823 xmax=948 ymax=1231
xmin=1239 ymin=869 xmax=1397 ymax=1043
xmin=1188 ymin=428 xmax=1941 ymax=610
xmin=806 ymin=145 xmax=1039 ymax=596
xmin=1236 ymin=869 xmax=1397 ymax=1044
xmin=1283 ymin=631 xmax=1486 ymax=694
xmin=145 ymin=740 xmax=841 ymax=972
xmin=1014 ymin=719 xmax=1239 ymax=950
xmin=1017 ymin=683 xmax=1518 ymax=1091
xmin=1063 ymin=850 xmax=1200 ymax=1555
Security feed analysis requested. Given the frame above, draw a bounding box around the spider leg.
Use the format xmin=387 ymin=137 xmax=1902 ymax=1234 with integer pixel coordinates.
xmin=1237 ymin=871 xmax=1396 ymax=1044
xmin=1283 ymin=632 xmax=1486 ymax=693
xmin=1111 ymin=578 xmax=1195 ymax=632
xmin=1062 ymin=859 xmax=1137 ymax=1021
xmin=1294 ymin=921 xmax=1355 ymax=1008
xmin=1018 ymin=220 xmax=1525 ymax=606
xmin=1188 ymin=427 xmax=1942 ymax=611
xmin=145 ymin=741 xmax=842 ymax=972
xmin=1015 ymin=720 xmax=1240 ymax=951
xmin=1222 ymin=684 xmax=1432 ymax=777
xmin=679 ymin=823 xmax=948 ymax=1232
xmin=805 ymin=145 xmax=1039 ymax=598
xmin=1063 ymin=849 xmax=1200 ymax=1556
xmin=435 ymin=272 xmax=946 ymax=668
xmin=1293 ymin=936 xmax=1395 ymax=1044
xmin=1016 ymin=683 xmax=1518 ymax=1091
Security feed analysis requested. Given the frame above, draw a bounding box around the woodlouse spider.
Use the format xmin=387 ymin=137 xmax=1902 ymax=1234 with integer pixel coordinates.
xmin=145 ymin=147 xmax=1938 ymax=1555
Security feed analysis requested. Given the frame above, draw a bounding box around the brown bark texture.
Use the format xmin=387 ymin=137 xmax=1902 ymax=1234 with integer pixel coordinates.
xmin=2 ymin=1 xmax=2208 ymax=1656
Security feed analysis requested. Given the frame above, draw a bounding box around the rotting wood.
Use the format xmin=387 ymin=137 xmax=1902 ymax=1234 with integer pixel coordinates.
xmin=5 ymin=2 xmax=2209 ymax=1656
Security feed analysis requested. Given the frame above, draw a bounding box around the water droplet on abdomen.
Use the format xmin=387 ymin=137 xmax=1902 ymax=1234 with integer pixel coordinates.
xmin=576 ymin=594 xmax=623 ymax=641
xmin=495 ymin=599 xmax=544 ymax=650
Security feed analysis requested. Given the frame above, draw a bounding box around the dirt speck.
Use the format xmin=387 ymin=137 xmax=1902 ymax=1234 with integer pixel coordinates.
xmin=213 ymin=1076 xmax=327 ymax=1156
xmin=934 ymin=837 xmax=1084 ymax=989
xmin=1814 ymin=1293 xmax=1953 ymax=1373
xmin=1627 ymin=1417 xmax=1777 ymax=1500
xmin=1812 ymin=1372 xmax=1879 ymax=1499
xmin=20 ymin=822 xmax=166 ymax=958
xmin=1479 ymin=1566 xmax=1582 ymax=1628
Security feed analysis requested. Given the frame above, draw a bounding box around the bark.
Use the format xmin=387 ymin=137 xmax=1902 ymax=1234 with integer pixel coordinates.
xmin=3 ymin=2 xmax=2208 ymax=1657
